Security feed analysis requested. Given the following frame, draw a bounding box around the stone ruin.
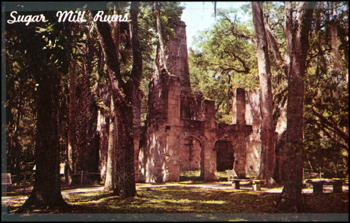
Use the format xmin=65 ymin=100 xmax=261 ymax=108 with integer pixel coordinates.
xmin=136 ymin=21 xmax=286 ymax=183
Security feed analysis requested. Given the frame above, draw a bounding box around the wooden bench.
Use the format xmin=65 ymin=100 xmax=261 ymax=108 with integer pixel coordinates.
xmin=306 ymin=178 xmax=343 ymax=194
xmin=2 ymin=173 xmax=12 ymax=186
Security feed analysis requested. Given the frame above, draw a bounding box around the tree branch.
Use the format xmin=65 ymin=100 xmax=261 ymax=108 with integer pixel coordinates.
xmin=311 ymin=108 xmax=349 ymax=143
xmin=265 ymin=25 xmax=289 ymax=74
xmin=314 ymin=118 xmax=349 ymax=152
xmin=130 ymin=1 xmax=143 ymax=87
xmin=221 ymin=14 xmax=252 ymax=40
xmin=96 ymin=21 xmax=124 ymax=88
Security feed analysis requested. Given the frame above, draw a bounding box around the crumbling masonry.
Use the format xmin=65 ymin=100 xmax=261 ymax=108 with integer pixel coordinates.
xmin=136 ymin=21 xmax=285 ymax=183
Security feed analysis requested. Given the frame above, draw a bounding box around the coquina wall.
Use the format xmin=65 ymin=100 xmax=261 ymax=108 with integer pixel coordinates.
xmin=137 ymin=21 xmax=285 ymax=183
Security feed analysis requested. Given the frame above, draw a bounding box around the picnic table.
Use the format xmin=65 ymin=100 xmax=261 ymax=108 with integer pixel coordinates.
xmin=232 ymin=179 xmax=241 ymax=189
xmin=230 ymin=178 xmax=265 ymax=191
xmin=306 ymin=178 xmax=343 ymax=194
xmin=251 ymin=179 xmax=264 ymax=191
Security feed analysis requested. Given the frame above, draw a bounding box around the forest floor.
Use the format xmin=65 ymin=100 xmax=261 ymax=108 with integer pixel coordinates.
xmin=2 ymin=181 xmax=349 ymax=219
xmin=2 ymin=181 xmax=349 ymax=221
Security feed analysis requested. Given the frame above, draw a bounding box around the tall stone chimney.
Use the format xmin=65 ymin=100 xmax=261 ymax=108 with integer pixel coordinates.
xmin=232 ymin=88 xmax=246 ymax=125
xmin=165 ymin=21 xmax=191 ymax=89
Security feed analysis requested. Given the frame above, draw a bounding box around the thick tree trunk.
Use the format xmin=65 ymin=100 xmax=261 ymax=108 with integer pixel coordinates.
xmin=113 ymin=1 xmax=142 ymax=198
xmin=113 ymin=102 xmax=136 ymax=198
xmin=278 ymin=2 xmax=316 ymax=212
xmin=22 ymin=68 xmax=66 ymax=209
xmin=252 ymin=2 xmax=276 ymax=187
xmin=130 ymin=1 xmax=143 ymax=183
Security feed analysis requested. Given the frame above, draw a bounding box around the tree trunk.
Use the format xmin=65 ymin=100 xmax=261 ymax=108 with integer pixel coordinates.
xmin=96 ymin=44 xmax=110 ymax=182
xmin=104 ymin=97 xmax=115 ymax=191
xmin=74 ymin=61 xmax=92 ymax=179
xmin=97 ymin=109 xmax=108 ymax=182
xmin=251 ymin=2 xmax=276 ymax=187
xmin=330 ymin=2 xmax=341 ymax=76
xmin=95 ymin=2 xmax=142 ymax=198
xmin=130 ymin=1 xmax=143 ymax=183
xmin=72 ymin=40 xmax=100 ymax=185
xmin=113 ymin=1 xmax=142 ymax=198
xmin=278 ymin=2 xmax=316 ymax=212
xmin=265 ymin=25 xmax=289 ymax=75
xmin=22 ymin=67 xmax=66 ymax=209
xmin=113 ymin=102 xmax=136 ymax=198
xmin=67 ymin=60 xmax=76 ymax=186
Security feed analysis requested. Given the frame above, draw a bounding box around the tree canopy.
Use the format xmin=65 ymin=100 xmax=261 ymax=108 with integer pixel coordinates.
xmin=189 ymin=2 xmax=348 ymax=179
xmin=3 ymin=1 xmax=349 ymax=213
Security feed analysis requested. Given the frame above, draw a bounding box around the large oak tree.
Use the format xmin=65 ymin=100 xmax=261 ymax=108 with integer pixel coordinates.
xmin=16 ymin=14 xmax=71 ymax=209
xmin=278 ymin=2 xmax=317 ymax=211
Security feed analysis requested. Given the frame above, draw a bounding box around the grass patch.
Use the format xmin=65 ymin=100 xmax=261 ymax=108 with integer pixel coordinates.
xmin=180 ymin=170 xmax=201 ymax=177
xmin=3 ymin=185 xmax=348 ymax=214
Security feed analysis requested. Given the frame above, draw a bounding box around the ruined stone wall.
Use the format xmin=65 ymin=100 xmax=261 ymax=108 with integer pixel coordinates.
xmin=165 ymin=21 xmax=191 ymax=89
xmin=142 ymin=84 xmax=255 ymax=182
xmin=214 ymin=121 xmax=252 ymax=178
xmin=142 ymin=72 xmax=182 ymax=183
xmin=180 ymin=91 xmax=205 ymax=120
xmin=147 ymin=69 xmax=170 ymax=127
xmin=139 ymin=21 xmax=262 ymax=183
xmin=232 ymin=88 xmax=246 ymax=125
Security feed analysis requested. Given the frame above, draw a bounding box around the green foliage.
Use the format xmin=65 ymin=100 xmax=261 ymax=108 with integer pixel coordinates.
xmin=189 ymin=8 xmax=258 ymax=123
xmin=5 ymin=2 xmax=185 ymax=177
xmin=189 ymin=2 xmax=348 ymax=177
xmin=302 ymin=1 xmax=349 ymax=178
xmin=5 ymin=11 xmax=73 ymax=178
xmin=5 ymin=1 xmax=348 ymax=191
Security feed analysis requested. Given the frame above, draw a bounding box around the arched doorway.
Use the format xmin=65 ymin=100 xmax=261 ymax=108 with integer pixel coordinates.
xmin=179 ymin=136 xmax=203 ymax=181
xmin=215 ymin=140 xmax=234 ymax=171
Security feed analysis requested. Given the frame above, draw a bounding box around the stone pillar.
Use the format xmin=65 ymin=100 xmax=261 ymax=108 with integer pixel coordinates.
xmin=202 ymin=100 xmax=217 ymax=181
xmin=165 ymin=127 xmax=181 ymax=182
xmin=232 ymin=88 xmax=246 ymax=125
xmin=245 ymin=89 xmax=261 ymax=177
xmin=234 ymin=133 xmax=247 ymax=178
xmin=167 ymin=76 xmax=181 ymax=126
xmin=204 ymin=100 xmax=216 ymax=129
xmin=203 ymin=142 xmax=217 ymax=181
